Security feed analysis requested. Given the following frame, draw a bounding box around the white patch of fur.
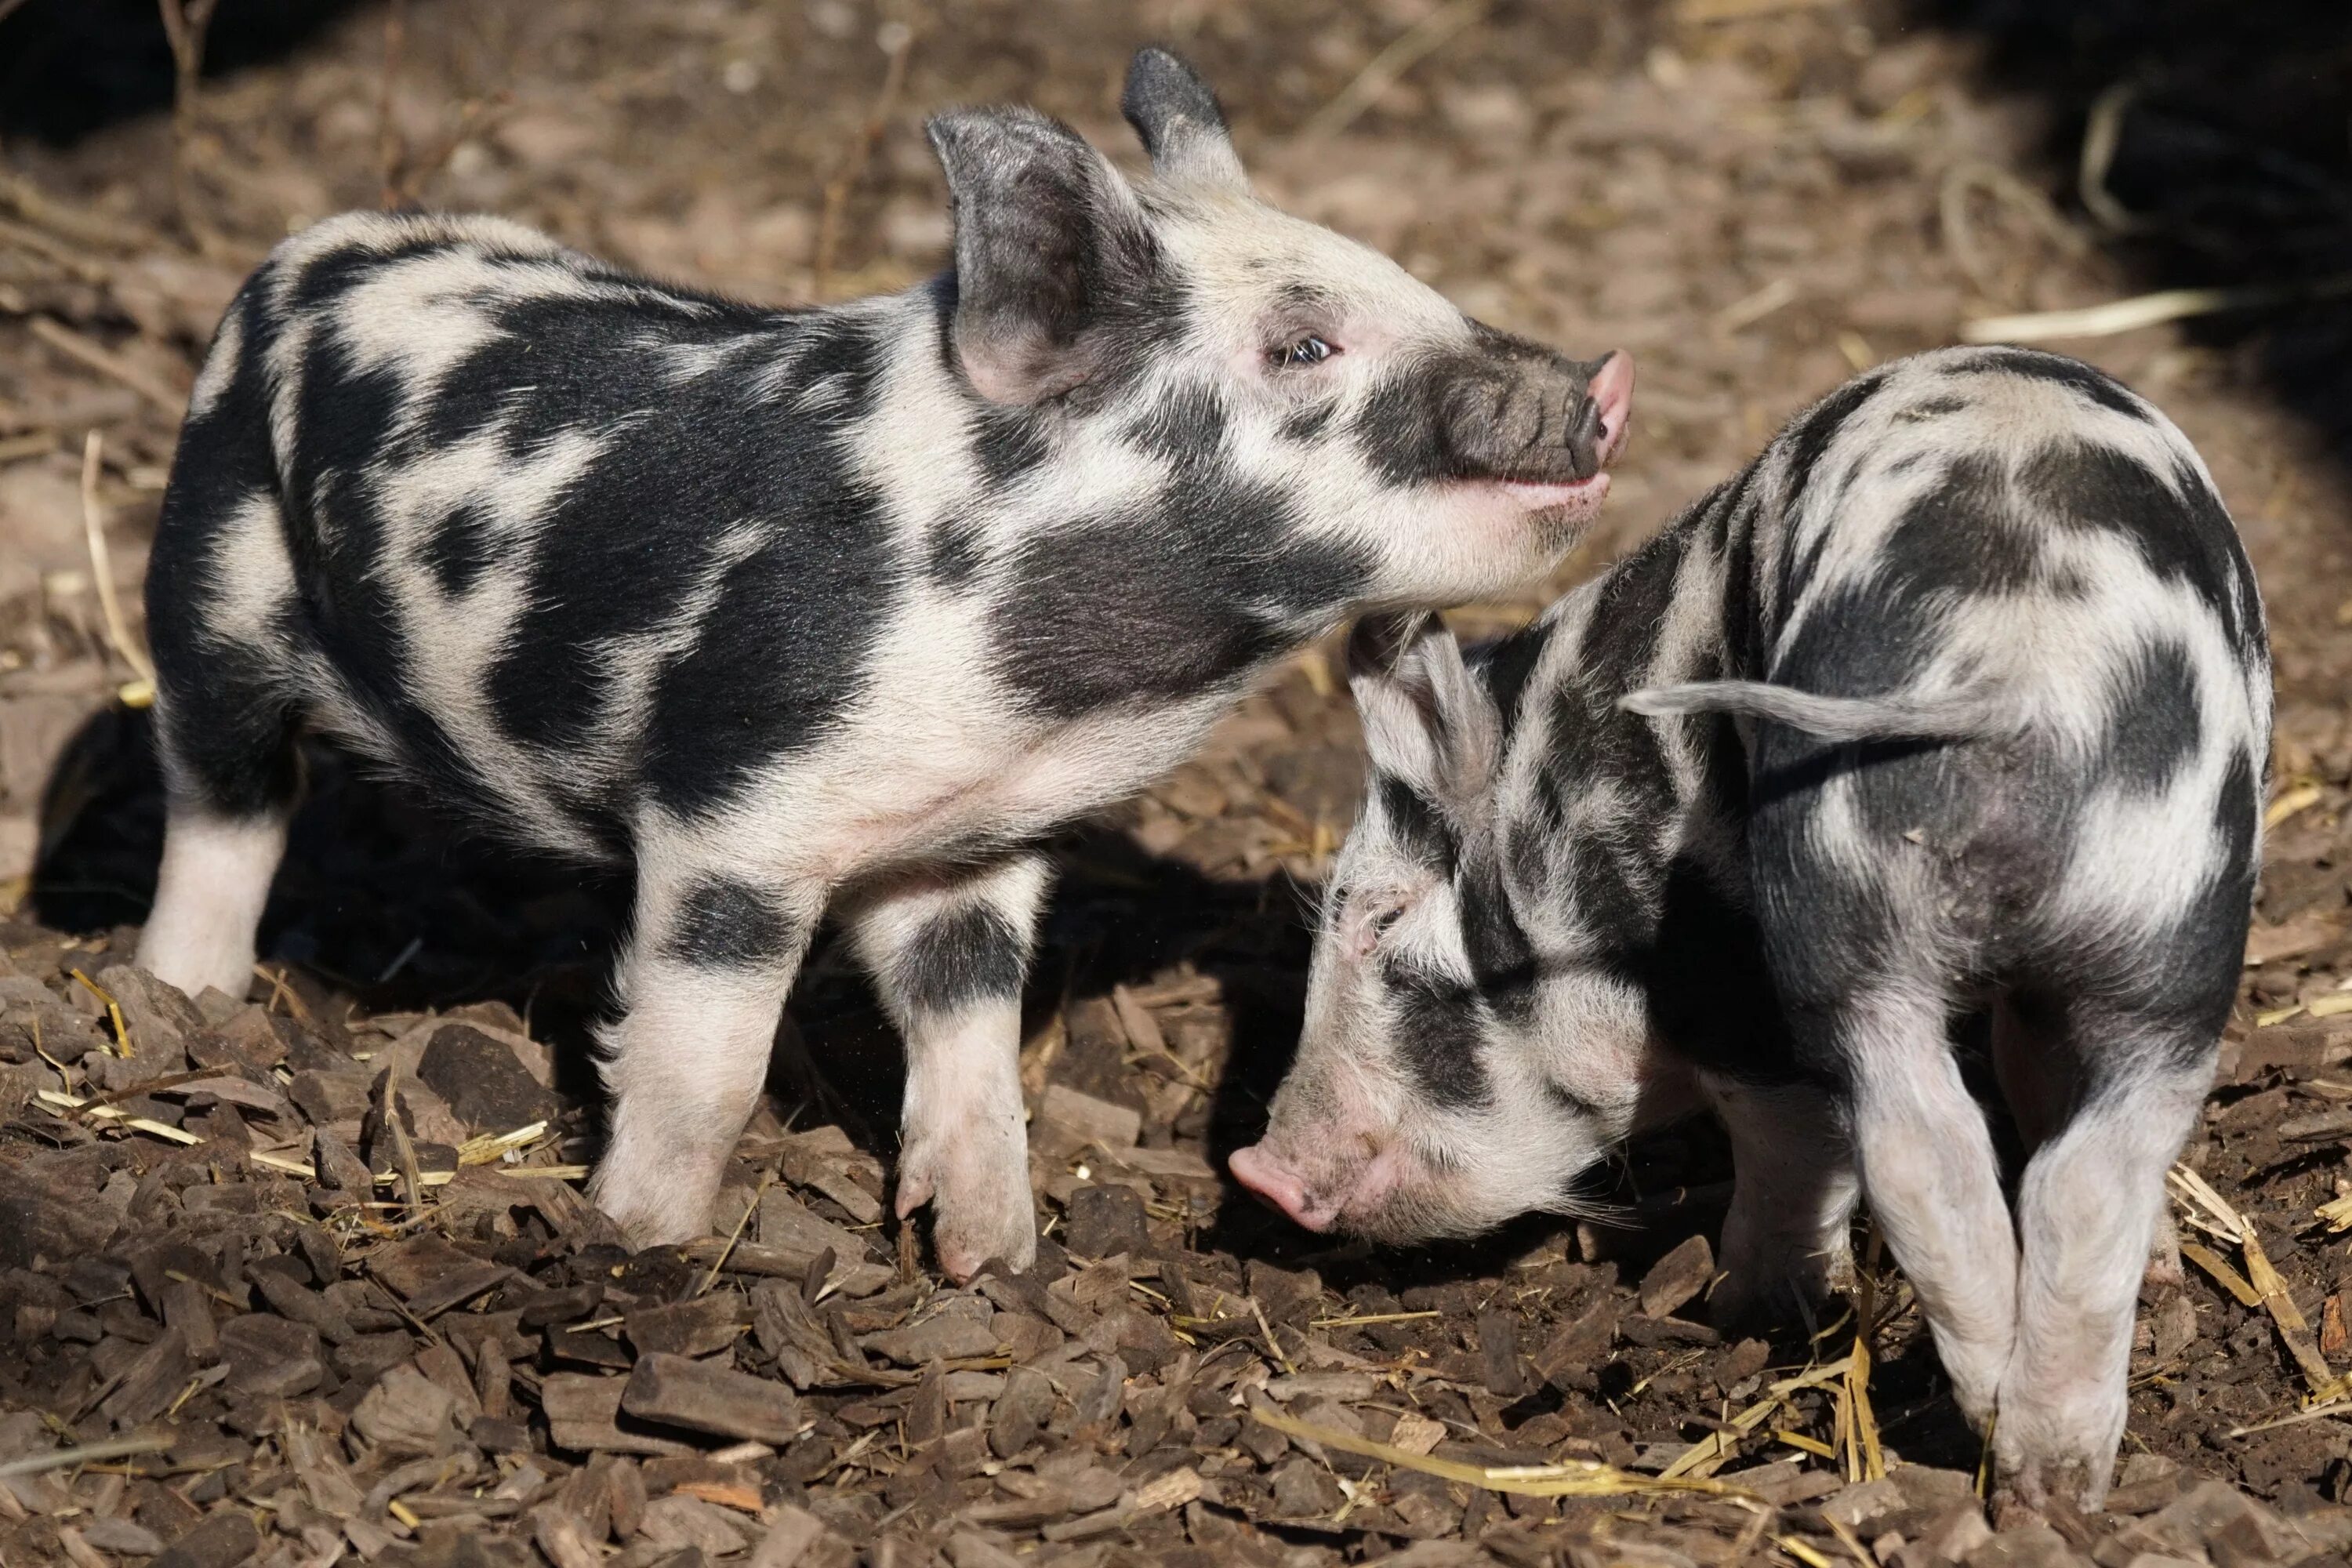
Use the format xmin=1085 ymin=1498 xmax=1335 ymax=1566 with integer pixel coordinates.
xmin=845 ymin=318 xmax=987 ymax=544
xmin=1156 ymin=189 xmax=1466 ymax=363
xmin=136 ymin=807 xmax=289 ymax=1000
xmin=195 ymin=490 xmax=296 ymax=648
xmin=1997 ymin=1063 xmax=2209 ymax=1505
xmin=659 ymin=334 xmax=760 ymax=384
xmin=1844 ymin=990 xmax=2019 ymax=1424
xmin=331 ymin=252 xmax=521 ymax=416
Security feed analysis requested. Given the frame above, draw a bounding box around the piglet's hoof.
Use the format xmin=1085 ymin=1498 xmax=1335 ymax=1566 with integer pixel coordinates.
xmin=1988 ymin=1491 xmax=2048 ymax=1533
xmin=897 ymin=1142 xmax=1039 ymax=1283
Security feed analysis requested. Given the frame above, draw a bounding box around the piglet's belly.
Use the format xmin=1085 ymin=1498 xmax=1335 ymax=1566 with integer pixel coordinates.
xmin=752 ymin=699 xmax=1233 ymax=882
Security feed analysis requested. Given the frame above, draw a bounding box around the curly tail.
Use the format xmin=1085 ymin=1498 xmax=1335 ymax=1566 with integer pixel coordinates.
xmin=1619 ymin=680 xmax=2013 ymax=741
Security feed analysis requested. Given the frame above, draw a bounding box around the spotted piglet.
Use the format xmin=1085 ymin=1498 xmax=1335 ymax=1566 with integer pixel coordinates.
xmin=133 ymin=49 xmax=1633 ymax=1279
xmin=1232 ymin=346 xmax=2268 ymax=1506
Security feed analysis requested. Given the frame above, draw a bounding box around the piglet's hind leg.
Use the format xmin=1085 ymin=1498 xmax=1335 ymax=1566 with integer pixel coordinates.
xmin=1995 ymin=1040 xmax=2208 ymax=1510
xmin=139 ymin=806 xmax=289 ymax=1001
xmin=590 ymin=869 xmax=815 ymax=1249
xmin=848 ymin=855 xmax=1051 ymax=1281
xmin=1838 ymin=993 xmax=2020 ymax=1429
xmin=138 ymin=546 xmax=300 ymax=1001
xmin=1994 ymin=996 xmax=2187 ymax=1298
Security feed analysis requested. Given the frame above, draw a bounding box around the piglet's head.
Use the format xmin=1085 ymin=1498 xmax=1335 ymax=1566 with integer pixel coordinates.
xmin=927 ymin=49 xmax=1632 ymax=606
xmin=1231 ymin=612 xmax=1658 ymax=1243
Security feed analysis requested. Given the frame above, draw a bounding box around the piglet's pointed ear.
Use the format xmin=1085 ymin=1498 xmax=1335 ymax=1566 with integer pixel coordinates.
xmin=1346 ymin=612 xmax=1500 ymax=819
xmin=1121 ymin=47 xmax=1247 ymax=191
xmin=927 ymin=107 xmax=1155 ymax=406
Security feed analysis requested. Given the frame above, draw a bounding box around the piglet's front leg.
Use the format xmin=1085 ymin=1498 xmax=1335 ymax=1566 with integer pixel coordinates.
xmin=591 ymin=865 xmax=818 ymax=1248
xmin=848 ymin=855 xmax=1052 ymax=1281
xmin=1702 ymin=1077 xmax=1860 ymax=1329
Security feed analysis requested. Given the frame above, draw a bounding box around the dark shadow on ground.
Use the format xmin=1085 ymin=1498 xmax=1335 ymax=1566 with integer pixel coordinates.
xmin=27 ymin=701 xmax=1789 ymax=1315
xmin=1907 ymin=0 xmax=2352 ymax=449
xmin=26 ymin=702 xmax=1325 ymax=1167
xmin=0 ymin=0 xmax=376 ymax=145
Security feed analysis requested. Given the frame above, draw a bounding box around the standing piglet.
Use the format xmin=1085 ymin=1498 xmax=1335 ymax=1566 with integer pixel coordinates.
xmin=134 ymin=49 xmax=1633 ymax=1279
xmin=1232 ymin=345 xmax=2267 ymax=1506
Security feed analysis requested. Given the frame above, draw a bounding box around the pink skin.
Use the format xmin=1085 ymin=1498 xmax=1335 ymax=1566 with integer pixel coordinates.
xmin=1227 ymin=1144 xmax=1335 ymax=1230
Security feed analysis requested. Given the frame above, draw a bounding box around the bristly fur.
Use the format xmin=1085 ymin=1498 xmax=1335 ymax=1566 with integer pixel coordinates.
xmin=1251 ymin=345 xmax=2267 ymax=1512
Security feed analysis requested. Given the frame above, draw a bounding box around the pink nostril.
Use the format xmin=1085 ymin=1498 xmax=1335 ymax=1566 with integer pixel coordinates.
xmin=1587 ymin=350 xmax=1635 ymax=457
xmin=1229 ymin=1145 xmax=1330 ymax=1232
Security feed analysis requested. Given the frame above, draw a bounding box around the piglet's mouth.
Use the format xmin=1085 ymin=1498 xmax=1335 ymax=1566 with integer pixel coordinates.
xmin=1494 ymin=472 xmax=1610 ymax=512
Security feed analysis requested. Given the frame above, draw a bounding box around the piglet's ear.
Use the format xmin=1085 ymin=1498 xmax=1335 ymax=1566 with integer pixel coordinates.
xmin=1346 ymin=612 xmax=1500 ymax=821
xmin=927 ymin=107 xmax=1155 ymax=407
xmin=1121 ymin=47 xmax=1247 ymax=192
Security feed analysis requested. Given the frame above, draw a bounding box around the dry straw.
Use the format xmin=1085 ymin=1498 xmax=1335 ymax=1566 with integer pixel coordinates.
xmin=1249 ymin=1404 xmax=1748 ymax=1501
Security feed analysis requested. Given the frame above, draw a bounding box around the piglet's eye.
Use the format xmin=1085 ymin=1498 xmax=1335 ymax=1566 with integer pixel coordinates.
xmin=1272 ymin=335 xmax=1336 ymax=368
xmin=1368 ymin=907 xmax=1402 ymax=938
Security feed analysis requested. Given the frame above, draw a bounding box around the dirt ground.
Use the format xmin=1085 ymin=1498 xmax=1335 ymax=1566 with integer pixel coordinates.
xmin=2 ymin=2 xmax=2351 ymax=1566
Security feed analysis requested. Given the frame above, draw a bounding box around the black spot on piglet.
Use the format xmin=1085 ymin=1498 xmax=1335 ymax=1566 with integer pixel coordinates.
xmin=1385 ymin=965 xmax=1492 ymax=1109
xmin=666 ymin=877 xmax=797 ymax=968
xmin=2103 ymin=639 xmax=2203 ymax=794
xmin=895 ymin=904 xmax=1028 ymax=1016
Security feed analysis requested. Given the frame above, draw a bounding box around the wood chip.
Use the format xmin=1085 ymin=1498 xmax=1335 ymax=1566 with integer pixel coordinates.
xmin=749 ymin=1505 xmax=828 ymax=1568
xmin=626 ymin=1294 xmax=745 ymax=1358
xmin=1639 ymin=1233 xmax=1717 ymax=1318
xmin=621 ymin=1352 xmax=804 ymax=1446
xmin=2245 ymin=909 xmax=2343 ymax=967
xmin=539 ymin=1374 xmax=697 ymax=1458
xmin=1388 ymin=1411 xmax=1448 ymax=1457
xmin=368 ymin=1234 xmax=511 ymax=1319
xmin=1110 ymin=986 xmax=1167 ymax=1055
xmin=149 ymin=1511 xmax=260 ymax=1568
xmin=1039 ymin=1083 xmax=1142 ymax=1150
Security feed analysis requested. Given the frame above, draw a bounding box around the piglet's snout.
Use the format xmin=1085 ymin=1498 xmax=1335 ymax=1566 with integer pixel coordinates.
xmin=1455 ymin=351 xmax=1635 ymax=517
xmin=1544 ymin=350 xmax=1635 ymax=480
xmin=1452 ymin=352 xmax=1628 ymax=487
xmin=1229 ymin=1143 xmax=1338 ymax=1232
